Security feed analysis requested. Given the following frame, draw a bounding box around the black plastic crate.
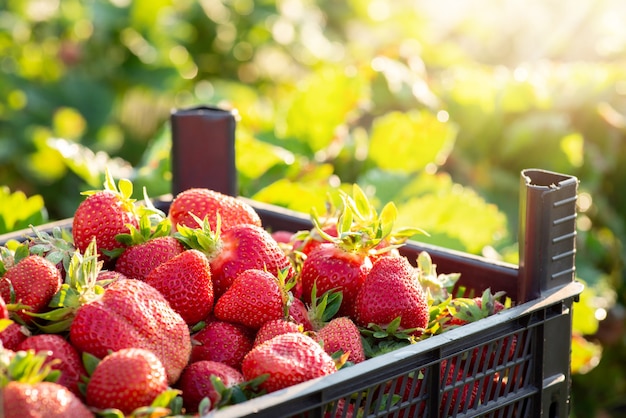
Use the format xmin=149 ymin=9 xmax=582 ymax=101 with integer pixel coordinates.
xmin=0 ymin=107 xmax=583 ymax=417
xmin=171 ymin=107 xmax=583 ymax=418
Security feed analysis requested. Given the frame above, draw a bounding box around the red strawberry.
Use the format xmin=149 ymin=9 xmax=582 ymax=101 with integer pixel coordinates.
xmin=317 ymin=317 xmax=365 ymax=364
xmin=211 ymin=224 xmax=295 ymax=298
xmin=241 ymin=332 xmax=337 ymax=393
xmin=17 ymin=334 xmax=87 ymax=397
xmin=0 ymin=253 xmax=62 ymax=323
xmin=354 ymin=255 xmax=429 ymax=336
xmin=294 ymin=222 xmax=338 ymax=256
xmin=176 ymin=218 xmax=295 ymax=299
xmin=3 ymin=381 xmax=94 ymax=418
xmin=69 ymin=277 xmax=191 ymax=384
xmin=213 ymin=269 xmax=288 ymax=330
xmin=145 ymin=249 xmax=214 ymax=325
xmin=190 ymin=320 xmax=254 ymax=370
xmin=0 ymin=293 xmax=8 ymax=320
xmin=270 ymin=230 xmax=295 ymax=244
xmin=86 ymin=347 xmax=168 ymax=415
xmin=72 ymin=173 xmax=140 ymax=261
xmin=169 ymin=188 xmax=262 ymax=233
xmin=177 ymin=360 xmax=244 ymax=413
xmin=439 ymin=359 xmax=482 ymax=415
xmin=288 ymin=297 xmax=314 ymax=331
xmin=115 ymin=235 xmax=185 ymax=281
xmin=324 ymin=399 xmax=357 ymax=418
xmin=299 ymin=185 xmax=421 ymax=318
xmin=253 ymin=319 xmax=301 ymax=347
xmin=0 ymin=322 xmax=29 ymax=350
xmin=300 ymin=243 xmax=372 ymax=318
xmin=2 ymin=348 xmax=92 ymax=418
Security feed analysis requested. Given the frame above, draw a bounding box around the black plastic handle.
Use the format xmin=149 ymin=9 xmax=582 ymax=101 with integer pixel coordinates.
xmin=170 ymin=106 xmax=238 ymax=197
xmin=518 ymin=169 xmax=579 ymax=302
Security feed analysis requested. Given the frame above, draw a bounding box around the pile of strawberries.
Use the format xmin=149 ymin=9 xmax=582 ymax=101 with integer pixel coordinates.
xmin=0 ymin=172 xmax=514 ymax=417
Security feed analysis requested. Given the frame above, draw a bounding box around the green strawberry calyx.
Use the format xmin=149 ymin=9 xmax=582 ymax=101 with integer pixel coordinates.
xmin=310 ymin=184 xmax=428 ymax=255
xmin=25 ymin=238 xmax=114 ymax=333
xmin=0 ymin=348 xmax=61 ymax=388
xmin=174 ymin=213 xmax=223 ymax=260
xmin=305 ymin=283 xmax=343 ymax=331
xmin=447 ymin=288 xmax=508 ymax=325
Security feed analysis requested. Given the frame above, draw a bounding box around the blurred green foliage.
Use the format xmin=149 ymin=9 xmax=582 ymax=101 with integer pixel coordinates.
xmin=1 ymin=0 xmax=625 ymax=416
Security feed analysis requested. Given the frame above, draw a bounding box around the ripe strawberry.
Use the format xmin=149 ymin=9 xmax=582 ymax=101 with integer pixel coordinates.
xmin=145 ymin=249 xmax=214 ymax=325
xmin=169 ymin=187 xmax=262 ymax=233
xmin=253 ymin=319 xmax=301 ymax=347
xmin=86 ymin=347 xmax=168 ymax=415
xmin=0 ymin=293 xmax=8 ymax=320
xmin=288 ymin=297 xmax=314 ymax=331
xmin=115 ymin=235 xmax=185 ymax=281
xmin=69 ymin=277 xmax=191 ymax=384
xmin=17 ymin=334 xmax=87 ymax=397
xmin=2 ymin=348 xmax=92 ymax=418
xmin=0 ymin=253 xmax=62 ymax=323
xmin=324 ymin=399 xmax=357 ymax=418
xmin=242 ymin=332 xmax=337 ymax=393
xmin=317 ymin=317 xmax=365 ymax=364
xmin=300 ymin=243 xmax=372 ymax=318
xmin=176 ymin=219 xmax=295 ymax=299
xmin=444 ymin=289 xmax=516 ymax=370
xmin=213 ymin=269 xmax=289 ymax=330
xmin=299 ymin=185 xmax=423 ymax=318
xmin=439 ymin=359 xmax=482 ymax=415
xmin=72 ymin=172 xmax=140 ymax=261
xmin=3 ymin=381 xmax=94 ymax=418
xmin=354 ymin=255 xmax=429 ymax=336
xmin=177 ymin=360 xmax=244 ymax=413
xmin=190 ymin=319 xmax=254 ymax=370
xmin=0 ymin=322 xmax=29 ymax=350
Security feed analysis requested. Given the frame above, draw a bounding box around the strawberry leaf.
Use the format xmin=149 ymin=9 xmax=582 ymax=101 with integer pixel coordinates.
xmin=82 ymin=351 xmax=101 ymax=377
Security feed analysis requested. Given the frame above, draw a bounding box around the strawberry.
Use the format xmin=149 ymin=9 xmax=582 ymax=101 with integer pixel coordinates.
xmin=0 ymin=322 xmax=29 ymax=350
xmin=439 ymin=359 xmax=482 ymax=415
xmin=72 ymin=170 xmax=140 ymax=261
xmin=213 ymin=269 xmax=291 ymax=330
xmin=69 ymin=277 xmax=192 ymax=384
xmin=300 ymin=243 xmax=372 ymax=318
xmin=0 ymin=293 xmax=8 ymax=320
xmin=288 ymin=297 xmax=314 ymax=331
xmin=444 ymin=289 xmax=516 ymax=370
xmin=3 ymin=381 xmax=94 ymax=418
xmin=190 ymin=319 xmax=254 ymax=370
xmin=354 ymin=255 xmax=429 ymax=336
xmin=2 ymin=348 xmax=93 ymax=418
xmin=253 ymin=319 xmax=302 ymax=347
xmin=85 ymin=347 xmax=168 ymax=415
xmin=169 ymin=187 xmax=262 ymax=233
xmin=0 ymin=251 xmax=62 ymax=324
xmin=324 ymin=399 xmax=357 ymax=418
xmin=317 ymin=317 xmax=365 ymax=364
xmin=177 ymin=360 xmax=244 ymax=413
xmin=115 ymin=235 xmax=185 ymax=281
xmin=17 ymin=334 xmax=87 ymax=397
xmin=241 ymin=332 xmax=337 ymax=393
xmin=145 ymin=249 xmax=214 ymax=325
xmin=176 ymin=219 xmax=295 ymax=299
xmin=300 ymin=185 xmax=424 ymax=318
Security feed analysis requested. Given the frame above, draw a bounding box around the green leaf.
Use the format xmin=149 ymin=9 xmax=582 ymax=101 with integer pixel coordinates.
xmin=82 ymin=352 xmax=101 ymax=376
xmin=368 ymin=110 xmax=457 ymax=173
